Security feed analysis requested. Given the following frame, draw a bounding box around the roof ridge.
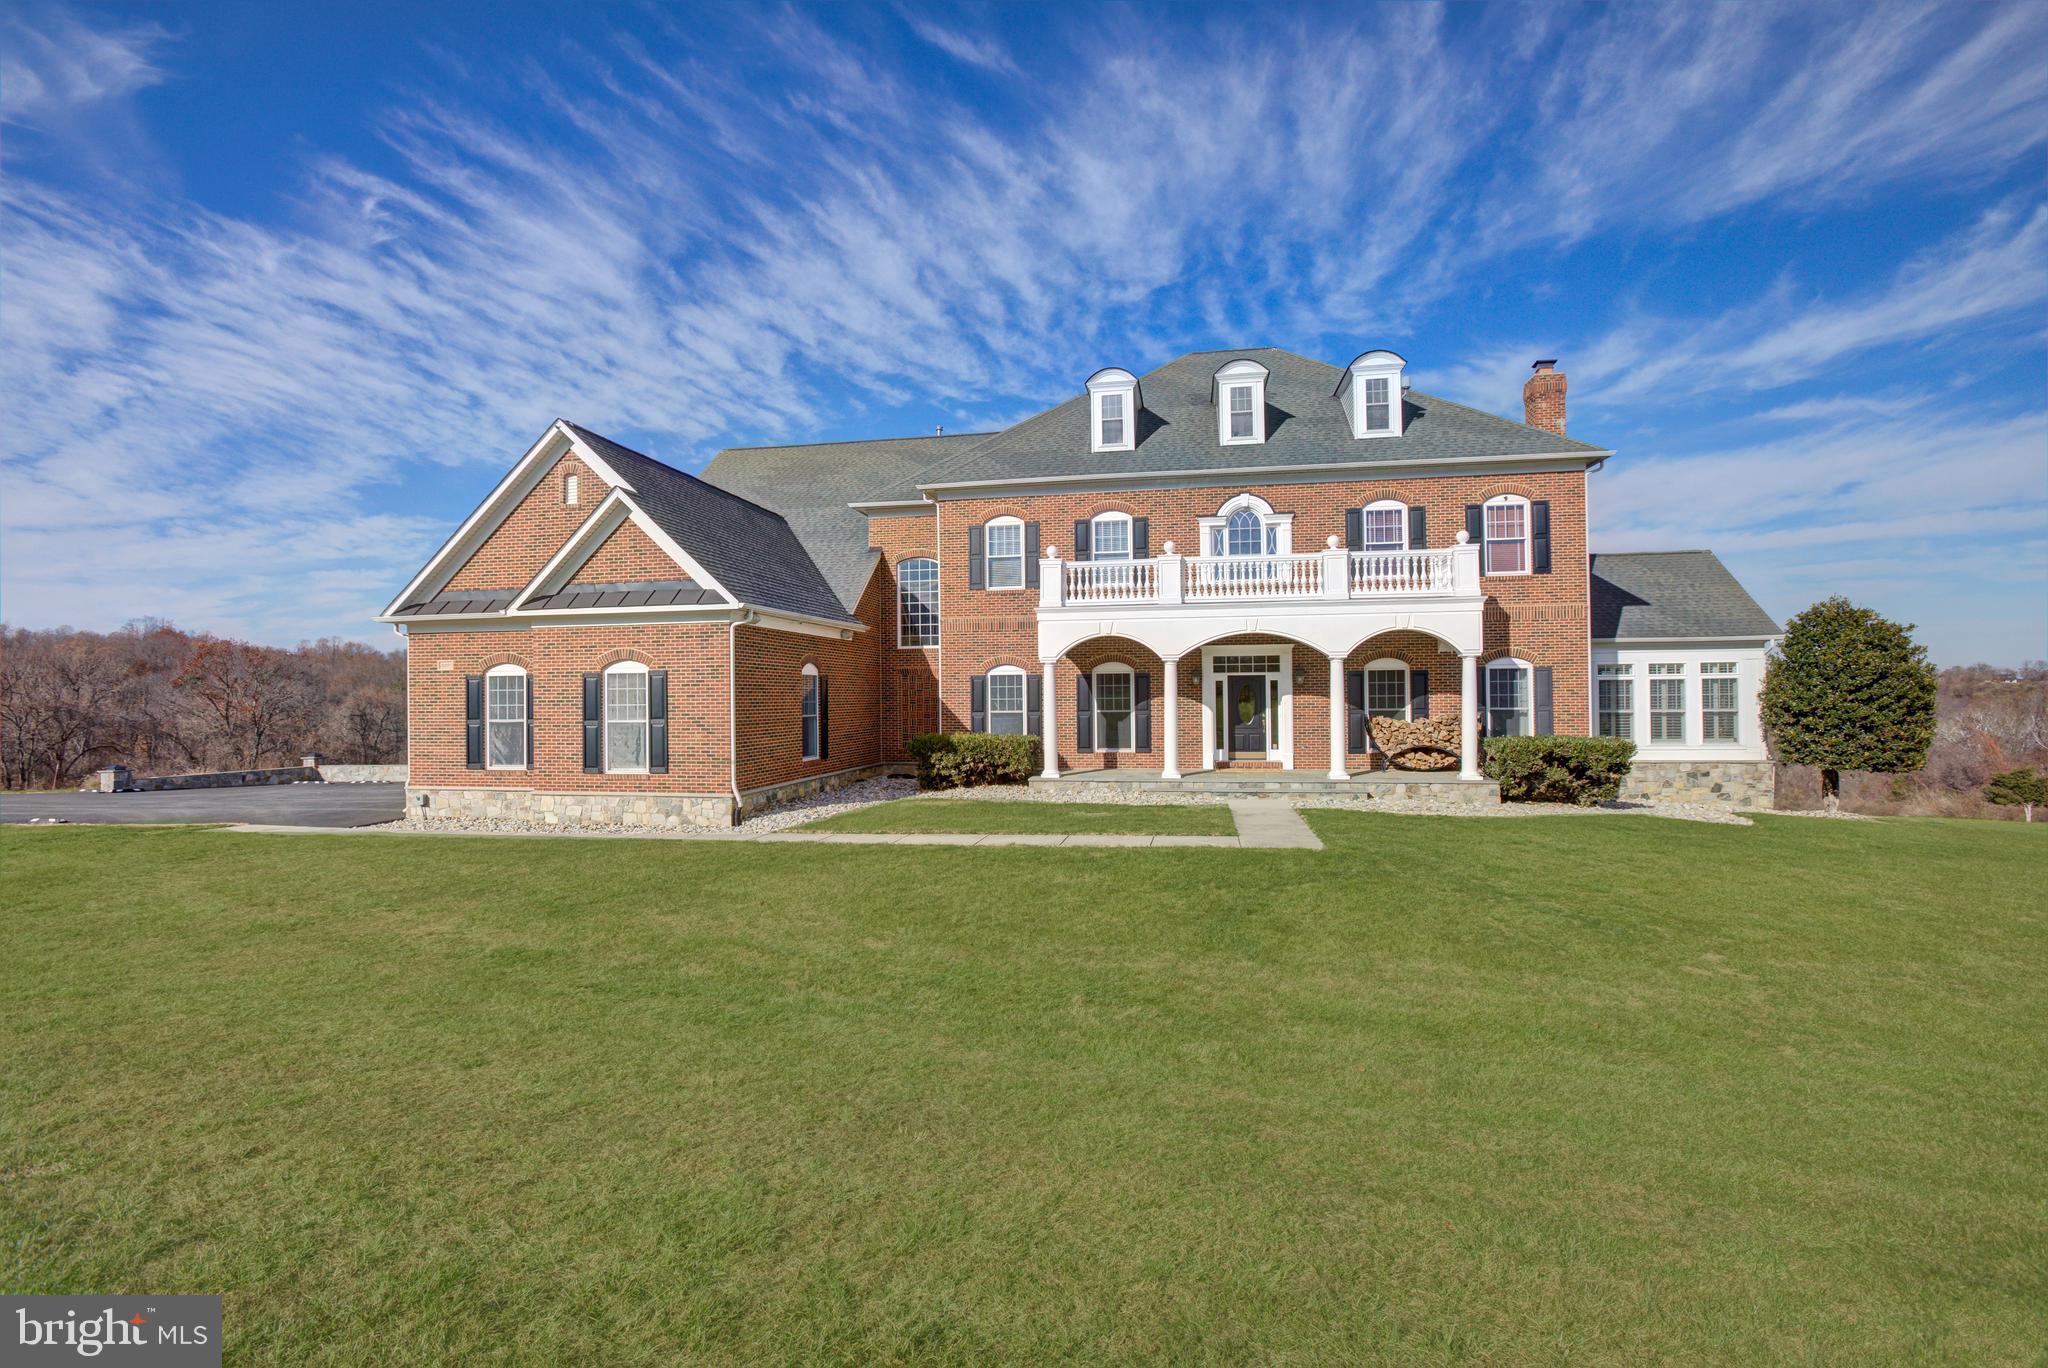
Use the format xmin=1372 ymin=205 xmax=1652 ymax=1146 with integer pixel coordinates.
xmin=1405 ymin=389 xmax=1606 ymax=452
xmin=1592 ymin=549 xmax=1718 ymax=557
xmin=714 ymin=431 xmax=1001 ymax=456
xmin=565 ymin=421 xmax=797 ymax=528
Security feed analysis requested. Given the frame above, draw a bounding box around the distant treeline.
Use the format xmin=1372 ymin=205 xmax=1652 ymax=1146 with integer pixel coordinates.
xmin=2 ymin=619 xmax=405 ymax=790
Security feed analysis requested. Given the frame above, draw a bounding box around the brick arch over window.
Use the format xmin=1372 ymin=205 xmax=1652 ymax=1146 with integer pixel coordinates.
xmin=596 ymin=648 xmax=654 ymax=668
xmin=1473 ymin=480 xmax=1543 ymax=503
xmin=479 ymin=651 xmax=535 ymax=672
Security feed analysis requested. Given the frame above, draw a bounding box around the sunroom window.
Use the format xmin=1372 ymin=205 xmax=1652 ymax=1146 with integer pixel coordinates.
xmin=1701 ymin=662 xmax=1738 ymax=741
xmin=1597 ymin=663 xmax=1633 ymax=739
xmin=1648 ymin=663 xmax=1685 ymax=742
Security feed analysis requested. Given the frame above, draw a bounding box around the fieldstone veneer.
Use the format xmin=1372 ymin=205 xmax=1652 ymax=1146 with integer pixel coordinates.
xmin=1617 ymin=760 xmax=1775 ymax=809
xmin=408 ymin=787 xmax=735 ymax=829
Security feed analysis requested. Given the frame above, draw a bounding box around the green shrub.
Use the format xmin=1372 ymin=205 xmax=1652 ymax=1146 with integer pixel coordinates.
xmin=907 ymin=732 xmax=1040 ymax=789
xmin=1482 ymin=735 xmax=1636 ymax=806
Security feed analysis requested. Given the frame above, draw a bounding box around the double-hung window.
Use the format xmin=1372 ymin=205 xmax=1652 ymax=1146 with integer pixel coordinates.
xmin=986 ymin=667 xmax=1026 ymax=735
xmin=1090 ymin=513 xmax=1131 ymax=560
xmin=1648 ymin=663 xmax=1685 ymax=742
xmin=1099 ymin=392 xmax=1126 ymax=448
xmin=1366 ymin=665 xmax=1410 ymax=719
xmin=1701 ymin=662 xmax=1739 ymax=741
xmin=985 ymin=518 xmax=1024 ymax=589
xmin=1596 ymin=663 xmax=1634 ymax=739
xmin=604 ymin=663 xmax=650 ymax=772
xmin=898 ymin=557 xmax=939 ymax=647
xmin=1228 ymin=385 xmax=1255 ymax=440
xmin=1487 ymin=661 xmax=1530 ymax=736
xmin=485 ymin=666 xmax=527 ymax=768
xmin=1362 ymin=501 xmax=1407 ymax=552
xmin=1483 ymin=496 xmax=1529 ymax=575
xmin=1093 ymin=666 xmax=1134 ymax=751
xmin=1363 ymin=376 xmax=1392 ymax=432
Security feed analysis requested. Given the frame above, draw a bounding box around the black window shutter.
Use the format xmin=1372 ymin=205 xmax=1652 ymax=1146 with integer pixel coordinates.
xmin=1026 ymin=674 xmax=1043 ymax=741
xmin=464 ymin=675 xmax=483 ymax=768
xmin=1464 ymin=504 xmax=1484 ymax=553
xmin=1533 ymin=666 xmax=1554 ymax=734
xmin=1131 ymin=517 xmax=1149 ymax=559
xmin=816 ymin=676 xmax=828 ymax=762
xmin=969 ymin=674 xmax=987 ymax=732
xmin=647 ymin=670 xmax=669 ymax=773
xmin=967 ymin=524 xmax=985 ymax=589
xmin=1072 ymin=519 xmax=1091 ymax=562
xmin=1076 ymin=673 xmax=1094 ymax=752
xmin=1345 ymin=669 xmax=1367 ymax=753
xmin=1024 ymin=522 xmax=1041 ymax=588
xmin=1344 ymin=508 xmax=1363 ymax=551
xmin=1408 ymin=506 xmax=1427 ymax=550
xmin=1411 ymin=670 xmax=1429 ymax=720
xmin=525 ymin=676 xmax=536 ymax=770
xmin=1531 ymin=501 xmax=1552 ymax=573
xmin=582 ymin=673 xmax=602 ymax=772
xmin=1134 ymin=671 xmax=1152 ymax=752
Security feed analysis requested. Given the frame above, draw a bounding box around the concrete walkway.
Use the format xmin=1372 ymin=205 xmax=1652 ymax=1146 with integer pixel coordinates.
xmin=222 ymin=802 xmax=1325 ymax=850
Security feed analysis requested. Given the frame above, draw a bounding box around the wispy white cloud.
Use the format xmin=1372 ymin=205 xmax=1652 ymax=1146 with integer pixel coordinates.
xmin=0 ymin=6 xmax=169 ymax=120
xmin=901 ymin=10 xmax=1020 ymax=77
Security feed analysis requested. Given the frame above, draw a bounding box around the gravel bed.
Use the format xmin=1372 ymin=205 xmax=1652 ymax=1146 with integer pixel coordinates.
xmin=738 ymin=777 xmax=920 ymax=832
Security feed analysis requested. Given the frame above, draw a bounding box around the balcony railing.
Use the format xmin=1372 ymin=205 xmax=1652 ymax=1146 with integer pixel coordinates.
xmin=1043 ymin=539 xmax=1480 ymax=609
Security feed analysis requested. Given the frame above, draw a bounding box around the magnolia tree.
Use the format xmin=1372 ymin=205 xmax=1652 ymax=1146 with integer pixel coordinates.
xmin=1984 ymin=767 xmax=2046 ymax=822
xmin=1761 ymin=597 xmax=1937 ymax=810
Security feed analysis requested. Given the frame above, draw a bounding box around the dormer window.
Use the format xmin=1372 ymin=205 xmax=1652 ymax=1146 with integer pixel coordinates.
xmin=1337 ymin=350 xmax=1407 ymax=440
xmin=1085 ymin=367 xmax=1140 ymax=454
xmin=1212 ymin=358 xmax=1268 ymax=445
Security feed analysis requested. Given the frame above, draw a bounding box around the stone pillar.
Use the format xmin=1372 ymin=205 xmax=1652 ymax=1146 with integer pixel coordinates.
xmin=1041 ymin=658 xmax=1061 ymax=779
xmin=1460 ymin=652 xmax=1481 ymax=781
xmin=1161 ymin=657 xmax=1182 ymax=780
xmin=1327 ymin=653 xmax=1349 ymax=781
xmin=97 ymin=765 xmax=132 ymax=793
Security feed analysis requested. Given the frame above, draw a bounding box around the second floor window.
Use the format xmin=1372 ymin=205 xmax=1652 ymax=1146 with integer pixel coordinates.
xmin=898 ymin=558 xmax=938 ymax=647
xmin=1099 ymin=393 xmax=1126 ymax=448
xmin=1362 ymin=502 xmax=1407 ymax=552
xmin=985 ymin=518 xmax=1024 ymax=589
xmin=1364 ymin=376 xmax=1392 ymax=432
xmin=1224 ymin=507 xmax=1264 ymax=556
xmin=1484 ymin=497 xmax=1529 ymax=574
xmin=1228 ymin=385 xmax=1254 ymax=439
xmin=1091 ymin=513 xmax=1131 ymax=561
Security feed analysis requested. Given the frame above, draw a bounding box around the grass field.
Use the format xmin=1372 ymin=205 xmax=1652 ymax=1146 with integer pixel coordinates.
xmin=799 ymin=797 xmax=1235 ymax=834
xmin=4 ymin=814 xmax=2044 ymax=1364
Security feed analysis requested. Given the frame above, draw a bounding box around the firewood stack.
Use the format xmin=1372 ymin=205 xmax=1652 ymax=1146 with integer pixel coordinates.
xmin=1367 ymin=715 xmax=1461 ymax=771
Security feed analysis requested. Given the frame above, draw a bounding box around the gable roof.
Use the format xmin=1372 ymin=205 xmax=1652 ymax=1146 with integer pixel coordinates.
xmin=702 ymin=432 xmax=993 ymax=609
xmin=913 ymin=347 xmax=1605 ymax=489
xmin=1590 ymin=551 xmax=1780 ymax=641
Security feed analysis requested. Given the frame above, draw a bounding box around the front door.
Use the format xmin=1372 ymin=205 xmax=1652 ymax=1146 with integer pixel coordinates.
xmin=1227 ymin=674 xmax=1267 ymax=757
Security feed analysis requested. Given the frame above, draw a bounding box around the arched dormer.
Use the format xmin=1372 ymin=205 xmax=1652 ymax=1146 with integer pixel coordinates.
xmin=1210 ymin=358 xmax=1269 ymax=446
xmin=1086 ymin=367 xmax=1140 ymax=454
xmin=1335 ymin=349 xmax=1407 ymax=439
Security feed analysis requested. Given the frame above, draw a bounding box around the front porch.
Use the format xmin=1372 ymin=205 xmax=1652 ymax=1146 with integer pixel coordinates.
xmin=1030 ymin=767 xmax=1500 ymax=804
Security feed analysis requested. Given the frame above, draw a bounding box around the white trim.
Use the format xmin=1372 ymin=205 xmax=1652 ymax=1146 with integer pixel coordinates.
xmin=1087 ymin=368 xmax=1139 ymax=454
xmin=602 ymin=660 xmax=651 ymax=775
xmin=1482 ymin=494 xmax=1532 ymax=577
xmin=848 ymin=499 xmax=935 ymax=515
xmin=917 ymin=448 xmax=1609 ymax=499
xmin=1360 ymin=498 xmax=1410 ymax=552
xmin=483 ymin=663 xmax=529 ymax=770
xmin=1363 ymin=656 xmax=1411 ymax=722
xmin=1212 ymin=358 xmax=1269 ymax=446
xmin=1593 ymin=642 xmax=1770 ymax=760
xmin=801 ymin=664 xmax=822 ymax=761
xmin=1485 ymin=657 xmax=1533 ymax=736
xmin=1199 ymin=644 xmax=1293 ymax=766
xmin=1088 ymin=511 xmax=1134 ymax=560
xmin=1198 ymin=491 xmax=1293 ymax=558
xmin=1090 ymin=662 xmax=1137 ymax=753
xmin=984 ymin=515 xmax=1027 ymax=592
xmin=503 ymin=488 xmax=737 ymax=612
xmin=1335 ymin=351 xmax=1407 ymax=439
xmin=985 ymin=663 xmax=1029 ymax=736
xmin=564 ymin=472 xmax=580 ymax=506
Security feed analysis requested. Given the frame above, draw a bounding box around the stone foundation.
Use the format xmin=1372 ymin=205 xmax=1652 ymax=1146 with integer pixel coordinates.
xmin=408 ymin=787 xmax=735 ymax=829
xmin=1618 ymin=760 xmax=1775 ymax=808
xmin=735 ymin=763 xmax=907 ymax=817
xmin=316 ymin=763 xmax=407 ymax=784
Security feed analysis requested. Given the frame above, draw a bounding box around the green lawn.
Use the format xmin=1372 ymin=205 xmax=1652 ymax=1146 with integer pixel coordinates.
xmin=4 ymin=816 xmax=2043 ymax=1364
xmin=800 ymin=797 xmax=1235 ymax=834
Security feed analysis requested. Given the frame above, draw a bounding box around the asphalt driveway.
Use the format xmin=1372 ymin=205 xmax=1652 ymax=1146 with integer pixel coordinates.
xmin=2 ymin=782 xmax=404 ymax=828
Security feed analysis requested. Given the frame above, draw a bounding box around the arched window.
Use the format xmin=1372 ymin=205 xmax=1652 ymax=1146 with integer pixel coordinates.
xmin=985 ymin=665 xmax=1027 ymax=735
xmin=1201 ymin=493 xmax=1289 ymax=558
xmin=1225 ymin=507 xmax=1264 ymax=556
xmin=1364 ymin=657 xmax=1410 ymax=720
xmin=985 ymin=516 xmax=1025 ymax=589
xmin=1486 ymin=658 xmax=1532 ymax=737
xmin=1482 ymin=495 xmax=1531 ymax=575
xmin=1092 ymin=663 xmax=1135 ymax=752
xmin=603 ymin=661 xmax=650 ymax=772
xmin=484 ymin=664 xmax=528 ymax=769
xmin=1361 ymin=499 xmax=1408 ymax=552
xmin=1089 ymin=512 xmax=1133 ymax=561
xmin=898 ymin=557 xmax=938 ymax=647
xmin=800 ymin=663 xmax=823 ymax=760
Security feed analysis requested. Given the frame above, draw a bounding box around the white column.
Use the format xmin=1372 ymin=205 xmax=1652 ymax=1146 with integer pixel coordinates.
xmin=1161 ymin=657 xmax=1181 ymax=780
xmin=1327 ymin=653 xmax=1349 ymax=781
xmin=1459 ymin=652 xmax=1481 ymax=780
xmin=1041 ymin=658 xmax=1061 ymax=779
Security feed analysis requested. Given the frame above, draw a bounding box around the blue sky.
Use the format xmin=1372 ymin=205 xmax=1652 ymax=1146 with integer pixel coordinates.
xmin=3 ymin=1 xmax=2044 ymax=664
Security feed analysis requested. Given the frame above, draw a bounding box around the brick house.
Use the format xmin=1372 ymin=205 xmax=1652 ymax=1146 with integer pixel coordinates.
xmin=381 ymin=347 xmax=1781 ymax=825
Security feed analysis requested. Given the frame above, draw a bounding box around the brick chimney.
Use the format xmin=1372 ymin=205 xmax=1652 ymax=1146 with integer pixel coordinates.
xmin=1523 ymin=359 xmax=1566 ymax=436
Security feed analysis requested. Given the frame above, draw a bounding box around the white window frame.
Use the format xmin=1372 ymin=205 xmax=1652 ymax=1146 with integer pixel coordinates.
xmin=1091 ymin=663 xmax=1136 ymax=753
xmin=1486 ymin=658 xmax=1532 ymax=737
xmin=484 ymin=664 xmax=528 ymax=770
xmin=1363 ymin=657 xmax=1411 ymax=720
xmin=984 ymin=516 xmax=1026 ymax=591
xmin=986 ymin=664 xmax=1028 ymax=736
xmin=1482 ymin=494 xmax=1531 ymax=577
xmin=563 ymin=472 xmax=580 ymax=506
xmin=1089 ymin=512 xmax=1133 ymax=561
xmin=1361 ymin=499 xmax=1409 ymax=553
xmin=1596 ymin=663 xmax=1633 ymax=739
xmin=1700 ymin=662 xmax=1739 ymax=743
xmin=1362 ymin=375 xmax=1393 ymax=433
xmin=1648 ymin=662 xmax=1686 ymax=743
xmin=800 ymin=663 xmax=821 ymax=760
xmin=1213 ymin=358 xmax=1269 ymax=445
xmin=1087 ymin=369 xmax=1139 ymax=454
xmin=898 ymin=557 xmax=939 ymax=648
xmin=1339 ymin=352 xmax=1407 ymax=439
xmin=1197 ymin=492 xmax=1292 ymax=559
xmin=603 ymin=661 xmax=650 ymax=774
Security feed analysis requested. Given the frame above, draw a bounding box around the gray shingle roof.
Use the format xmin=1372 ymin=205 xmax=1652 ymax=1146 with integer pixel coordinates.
xmin=1590 ymin=551 xmax=1780 ymax=640
xmin=915 ymin=347 xmax=1605 ymax=488
xmin=523 ymin=579 xmax=718 ymax=611
xmin=702 ymin=432 xmax=994 ymax=611
xmin=564 ymin=424 xmax=858 ymax=625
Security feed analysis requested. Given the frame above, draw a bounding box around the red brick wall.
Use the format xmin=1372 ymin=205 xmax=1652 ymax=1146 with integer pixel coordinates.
xmin=444 ymin=451 xmax=602 ymax=592
xmin=406 ymin=622 xmax=729 ymax=793
xmin=865 ymin=512 xmax=940 ymax=760
xmin=732 ymin=575 xmax=883 ymax=792
xmin=936 ymin=470 xmax=1591 ymax=753
xmin=567 ymin=519 xmax=679 ymax=585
